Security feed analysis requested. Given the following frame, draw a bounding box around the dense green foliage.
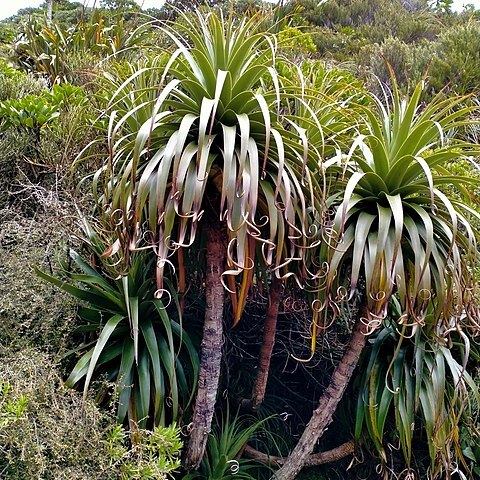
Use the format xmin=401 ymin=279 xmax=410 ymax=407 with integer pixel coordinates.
xmin=37 ymin=239 xmax=199 ymax=429
xmin=0 ymin=348 xmax=182 ymax=479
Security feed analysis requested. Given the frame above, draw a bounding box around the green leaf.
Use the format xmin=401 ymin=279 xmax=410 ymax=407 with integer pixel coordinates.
xmin=83 ymin=314 xmax=123 ymax=399
xmin=117 ymin=337 xmax=135 ymax=423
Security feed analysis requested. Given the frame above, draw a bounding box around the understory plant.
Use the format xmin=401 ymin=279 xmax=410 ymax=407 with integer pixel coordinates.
xmin=0 ymin=348 xmax=184 ymax=480
xmin=36 ymin=221 xmax=199 ymax=429
xmin=0 ymin=94 xmax=60 ymax=142
xmin=0 ymin=348 xmax=116 ymax=479
xmin=0 ymin=82 xmax=87 ymax=137
xmin=355 ymin=311 xmax=479 ymax=476
xmin=104 ymin=423 xmax=182 ymax=479
xmin=0 ymin=209 xmax=77 ymax=350
xmin=184 ymin=406 xmax=274 ymax=480
xmin=0 ymin=81 xmax=89 ymax=181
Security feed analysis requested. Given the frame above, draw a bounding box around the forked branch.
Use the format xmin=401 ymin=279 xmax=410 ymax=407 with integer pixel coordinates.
xmin=271 ymin=304 xmax=370 ymax=480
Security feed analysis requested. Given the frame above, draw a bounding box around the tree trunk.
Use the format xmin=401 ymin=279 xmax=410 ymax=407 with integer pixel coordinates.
xmin=184 ymin=221 xmax=225 ymax=470
xmin=242 ymin=275 xmax=282 ymax=411
xmin=271 ymin=306 xmax=369 ymax=480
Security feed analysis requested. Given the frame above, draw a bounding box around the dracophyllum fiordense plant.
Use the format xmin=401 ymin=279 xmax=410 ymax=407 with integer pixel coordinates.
xmin=92 ymin=10 xmax=330 ymax=469
xmin=274 ymin=76 xmax=480 ymax=480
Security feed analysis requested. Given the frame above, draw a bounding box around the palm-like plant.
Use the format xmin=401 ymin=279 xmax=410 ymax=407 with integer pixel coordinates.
xmin=320 ymin=81 xmax=479 ymax=325
xmin=12 ymin=18 xmax=71 ymax=83
xmin=36 ymin=221 xmax=199 ymax=430
xmin=355 ymin=311 xmax=478 ymax=478
xmin=98 ymin=11 xmax=316 ymax=293
xmin=12 ymin=13 xmax=149 ymax=84
xmin=184 ymin=407 xmax=274 ymax=480
xmin=94 ymin=10 xmax=320 ymax=469
xmin=274 ymin=78 xmax=480 ymax=479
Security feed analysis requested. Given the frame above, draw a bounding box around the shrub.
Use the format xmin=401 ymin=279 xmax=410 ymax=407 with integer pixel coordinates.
xmin=0 ymin=76 xmax=97 ymax=189
xmin=0 ymin=130 xmax=29 ymax=208
xmin=0 ymin=94 xmax=60 ymax=141
xmin=278 ymin=27 xmax=317 ymax=57
xmin=0 ymin=62 xmax=50 ymax=189
xmin=300 ymin=0 xmax=438 ymax=44
xmin=428 ymin=21 xmax=480 ymax=94
xmin=310 ymin=25 xmax=367 ymax=61
xmin=0 ymin=208 xmax=76 ymax=352
xmin=0 ymin=60 xmax=46 ymax=102
xmin=104 ymin=423 xmax=182 ymax=479
xmin=0 ymin=348 xmax=183 ymax=479
xmin=0 ymin=348 xmax=116 ymax=479
xmin=357 ymin=36 xmax=435 ymax=93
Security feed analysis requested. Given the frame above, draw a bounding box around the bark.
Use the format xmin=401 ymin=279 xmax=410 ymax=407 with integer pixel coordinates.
xmin=271 ymin=306 xmax=369 ymax=480
xmin=184 ymin=221 xmax=225 ymax=470
xmin=241 ymin=276 xmax=282 ymax=411
xmin=243 ymin=440 xmax=354 ymax=467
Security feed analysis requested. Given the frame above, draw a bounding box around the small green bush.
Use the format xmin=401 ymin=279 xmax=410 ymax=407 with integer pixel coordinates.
xmin=0 ymin=94 xmax=60 ymax=138
xmin=310 ymin=26 xmax=367 ymax=61
xmin=0 ymin=381 xmax=27 ymax=427
xmin=0 ymin=73 xmax=98 ymax=189
xmin=358 ymin=37 xmax=435 ymax=93
xmin=104 ymin=424 xmax=182 ymax=479
xmin=0 ymin=348 xmax=115 ymax=479
xmin=0 ymin=348 xmax=184 ymax=479
xmin=357 ymin=20 xmax=480 ymax=95
xmin=0 ymin=62 xmax=46 ymax=102
xmin=0 ymin=129 xmax=29 ymax=207
xmin=301 ymin=0 xmax=438 ymax=44
xmin=429 ymin=21 xmax=480 ymax=94
xmin=0 ymin=209 xmax=76 ymax=352
xmin=278 ymin=27 xmax=317 ymax=56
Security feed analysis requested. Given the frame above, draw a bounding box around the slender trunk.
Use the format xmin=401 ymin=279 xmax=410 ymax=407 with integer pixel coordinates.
xmin=184 ymin=221 xmax=225 ymax=470
xmin=272 ymin=306 xmax=369 ymax=480
xmin=242 ymin=275 xmax=282 ymax=410
xmin=243 ymin=440 xmax=354 ymax=467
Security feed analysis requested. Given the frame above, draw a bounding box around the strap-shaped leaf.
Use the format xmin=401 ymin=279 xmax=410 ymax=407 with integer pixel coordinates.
xmin=35 ymin=267 xmax=120 ymax=313
xmin=117 ymin=337 xmax=135 ymax=423
xmin=136 ymin=346 xmax=151 ymax=428
xmin=140 ymin=319 xmax=165 ymax=425
xmin=83 ymin=314 xmax=123 ymax=399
